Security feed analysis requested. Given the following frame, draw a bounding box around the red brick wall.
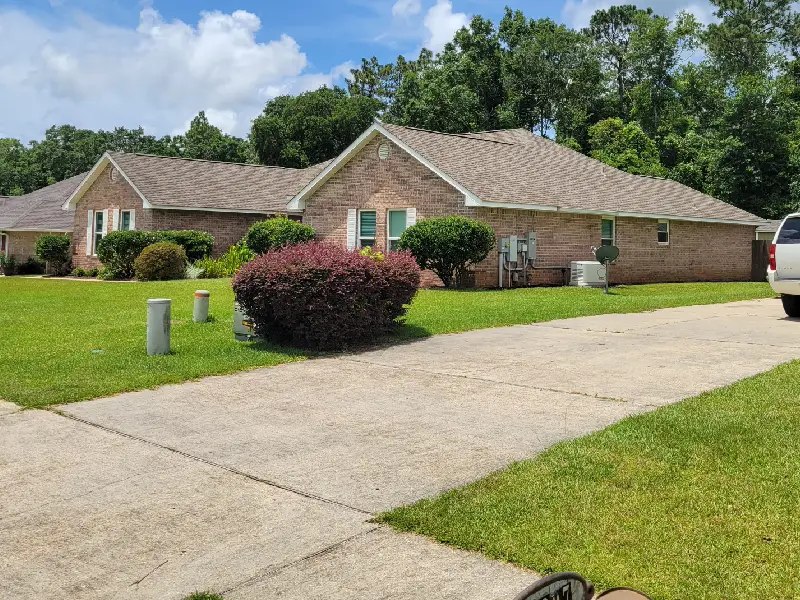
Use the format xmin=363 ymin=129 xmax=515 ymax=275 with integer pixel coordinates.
xmin=73 ymin=164 xmax=143 ymax=269
xmin=72 ymin=164 xmax=269 ymax=268
xmin=141 ymin=210 xmax=266 ymax=257
xmin=5 ymin=231 xmax=53 ymax=263
xmin=306 ymin=133 xmax=756 ymax=286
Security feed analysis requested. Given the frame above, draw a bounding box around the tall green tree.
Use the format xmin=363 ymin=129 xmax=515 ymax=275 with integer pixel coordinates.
xmin=175 ymin=112 xmax=252 ymax=163
xmin=250 ymin=87 xmax=382 ymax=167
xmin=588 ymin=117 xmax=666 ymax=176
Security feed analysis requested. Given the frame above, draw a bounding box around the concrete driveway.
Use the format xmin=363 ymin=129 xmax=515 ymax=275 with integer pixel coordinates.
xmin=1 ymin=298 xmax=797 ymax=599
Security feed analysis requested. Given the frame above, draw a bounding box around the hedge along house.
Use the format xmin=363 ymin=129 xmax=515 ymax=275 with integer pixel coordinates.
xmin=0 ymin=174 xmax=83 ymax=264
xmin=289 ymin=121 xmax=765 ymax=286
xmin=63 ymin=153 xmax=330 ymax=269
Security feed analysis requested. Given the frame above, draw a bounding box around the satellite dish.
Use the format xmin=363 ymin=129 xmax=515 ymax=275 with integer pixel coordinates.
xmin=512 ymin=573 xmax=594 ymax=600
xmin=595 ymin=245 xmax=619 ymax=264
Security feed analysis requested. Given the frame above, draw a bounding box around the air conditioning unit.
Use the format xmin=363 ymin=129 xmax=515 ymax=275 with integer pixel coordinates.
xmin=570 ymin=261 xmax=606 ymax=287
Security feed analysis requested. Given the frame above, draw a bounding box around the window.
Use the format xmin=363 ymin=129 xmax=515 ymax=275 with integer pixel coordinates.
xmin=0 ymin=233 xmax=7 ymax=256
xmin=387 ymin=210 xmax=407 ymax=251
xmin=777 ymin=218 xmax=800 ymax=244
xmin=93 ymin=211 xmax=105 ymax=255
xmin=657 ymin=220 xmax=670 ymax=244
xmin=358 ymin=210 xmax=376 ymax=248
xmin=120 ymin=210 xmax=133 ymax=231
xmin=601 ymin=217 xmax=615 ymax=246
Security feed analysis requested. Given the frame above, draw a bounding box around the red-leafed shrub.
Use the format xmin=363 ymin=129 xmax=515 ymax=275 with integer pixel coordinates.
xmin=232 ymin=242 xmax=420 ymax=350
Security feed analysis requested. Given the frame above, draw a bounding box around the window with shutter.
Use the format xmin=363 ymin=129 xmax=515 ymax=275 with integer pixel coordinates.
xmin=387 ymin=210 xmax=408 ymax=251
xmin=358 ymin=210 xmax=377 ymax=248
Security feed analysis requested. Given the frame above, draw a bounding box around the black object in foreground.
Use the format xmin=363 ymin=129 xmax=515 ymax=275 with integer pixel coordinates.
xmin=513 ymin=572 xmax=651 ymax=600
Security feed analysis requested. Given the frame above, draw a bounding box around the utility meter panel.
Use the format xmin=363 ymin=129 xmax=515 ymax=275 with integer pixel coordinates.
xmin=527 ymin=232 xmax=537 ymax=261
xmin=509 ymin=235 xmax=518 ymax=258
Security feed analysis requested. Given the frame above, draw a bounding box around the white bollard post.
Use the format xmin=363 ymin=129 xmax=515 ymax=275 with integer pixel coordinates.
xmin=193 ymin=290 xmax=210 ymax=323
xmin=147 ymin=298 xmax=171 ymax=356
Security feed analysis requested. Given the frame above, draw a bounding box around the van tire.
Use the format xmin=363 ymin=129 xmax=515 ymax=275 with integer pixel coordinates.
xmin=781 ymin=294 xmax=800 ymax=318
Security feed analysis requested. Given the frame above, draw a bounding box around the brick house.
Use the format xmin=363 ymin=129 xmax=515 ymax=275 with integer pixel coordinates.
xmin=63 ymin=153 xmax=328 ymax=269
xmin=4 ymin=120 xmax=764 ymax=285
xmin=290 ymin=121 xmax=764 ymax=286
xmin=0 ymin=174 xmax=83 ymax=264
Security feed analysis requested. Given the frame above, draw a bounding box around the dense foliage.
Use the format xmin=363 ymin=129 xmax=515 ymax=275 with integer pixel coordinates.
xmin=232 ymin=242 xmax=420 ymax=350
xmin=97 ymin=229 xmax=213 ymax=279
xmin=195 ymin=242 xmax=254 ymax=278
xmin=133 ymin=242 xmax=187 ymax=281
xmin=244 ymin=217 xmax=316 ymax=254
xmin=34 ymin=234 xmax=72 ymax=274
xmin=250 ymin=87 xmax=382 ymax=167
xmin=397 ymin=216 xmax=495 ymax=288
xmin=6 ymin=2 xmax=800 ymax=219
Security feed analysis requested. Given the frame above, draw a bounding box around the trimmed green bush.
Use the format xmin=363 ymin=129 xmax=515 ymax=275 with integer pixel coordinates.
xmin=159 ymin=230 xmax=214 ymax=261
xmin=97 ymin=229 xmax=214 ymax=279
xmin=397 ymin=216 xmax=495 ymax=288
xmin=35 ymin=234 xmax=72 ymax=274
xmin=245 ymin=217 xmax=315 ymax=254
xmin=134 ymin=242 xmax=187 ymax=281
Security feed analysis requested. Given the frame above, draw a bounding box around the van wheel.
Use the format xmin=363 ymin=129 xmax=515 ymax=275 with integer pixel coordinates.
xmin=781 ymin=294 xmax=800 ymax=318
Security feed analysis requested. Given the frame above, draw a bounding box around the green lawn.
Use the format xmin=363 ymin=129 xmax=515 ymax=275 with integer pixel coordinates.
xmin=0 ymin=278 xmax=773 ymax=407
xmin=381 ymin=360 xmax=800 ymax=600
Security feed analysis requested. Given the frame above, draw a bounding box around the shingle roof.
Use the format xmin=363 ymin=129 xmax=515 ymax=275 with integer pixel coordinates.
xmin=108 ymin=152 xmax=330 ymax=213
xmin=0 ymin=173 xmax=83 ymax=231
xmin=381 ymin=123 xmax=763 ymax=224
xmin=756 ymin=219 xmax=782 ymax=232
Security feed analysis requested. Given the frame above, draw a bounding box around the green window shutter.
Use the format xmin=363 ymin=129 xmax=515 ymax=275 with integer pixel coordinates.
xmin=388 ymin=210 xmax=407 ymax=238
xmin=359 ymin=211 xmax=376 ymax=238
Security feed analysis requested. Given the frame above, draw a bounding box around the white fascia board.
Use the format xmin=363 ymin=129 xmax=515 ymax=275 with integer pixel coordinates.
xmin=5 ymin=228 xmax=72 ymax=233
xmin=468 ymin=198 xmax=763 ymax=226
xmin=287 ymin=122 xmax=482 ymax=210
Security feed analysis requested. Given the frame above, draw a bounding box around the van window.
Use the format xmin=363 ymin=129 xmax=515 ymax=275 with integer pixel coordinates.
xmin=777 ymin=218 xmax=800 ymax=244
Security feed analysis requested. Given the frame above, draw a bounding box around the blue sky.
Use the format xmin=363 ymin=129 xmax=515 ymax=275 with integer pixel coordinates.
xmin=0 ymin=0 xmax=710 ymax=141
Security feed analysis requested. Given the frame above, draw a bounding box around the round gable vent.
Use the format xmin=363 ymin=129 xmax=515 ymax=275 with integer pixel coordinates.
xmin=378 ymin=143 xmax=391 ymax=160
xmin=110 ymin=167 xmax=119 ymax=182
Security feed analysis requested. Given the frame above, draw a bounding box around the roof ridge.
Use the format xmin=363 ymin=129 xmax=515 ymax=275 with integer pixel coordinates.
xmin=111 ymin=151 xmax=300 ymax=171
xmin=385 ymin=123 xmax=516 ymax=146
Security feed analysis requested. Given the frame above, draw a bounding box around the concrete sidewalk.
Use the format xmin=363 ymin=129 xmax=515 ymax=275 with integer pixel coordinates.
xmin=1 ymin=298 xmax=797 ymax=599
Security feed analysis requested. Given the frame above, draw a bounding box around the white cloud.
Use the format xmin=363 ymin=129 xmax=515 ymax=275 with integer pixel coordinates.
xmin=562 ymin=0 xmax=714 ymax=29
xmin=392 ymin=0 xmax=422 ymax=19
xmin=423 ymin=0 xmax=469 ymax=53
xmin=0 ymin=6 xmax=349 ymax=141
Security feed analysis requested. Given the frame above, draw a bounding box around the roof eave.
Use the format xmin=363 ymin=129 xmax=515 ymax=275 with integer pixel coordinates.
xmin=63 ymin=153 xmax=152 ymax=210
xmin=468 ymin=198 xmax=763 ymax=226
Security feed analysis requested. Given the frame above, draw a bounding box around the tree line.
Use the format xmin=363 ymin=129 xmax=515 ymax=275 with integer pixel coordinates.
xmin=3 ymin=1 xmax=799 ymax=219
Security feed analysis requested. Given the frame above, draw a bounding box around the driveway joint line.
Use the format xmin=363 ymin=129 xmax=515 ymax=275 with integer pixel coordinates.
xmin=220 ymin=526 xmax=383 ymax=595
xmin=337 ymin=357 xmax=627 ymax=403
xmin=48 ymin=408 xmax=374 ymax=517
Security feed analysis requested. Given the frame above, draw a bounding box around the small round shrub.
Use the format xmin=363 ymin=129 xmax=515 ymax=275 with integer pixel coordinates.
xmin=233 ymin=242 xmax=420 ymax=350
xmin=35 ymin=234 xmax=72 ymax=274
xmin=397 ymin=216 xmax=495 ymax=288
xmin=71 ymin=267 xmax=87 ymax=277
xmin=245 ymin=217 xmax=315 ymax=254
xmin=134 ymin=242 xmax=187 ymax=281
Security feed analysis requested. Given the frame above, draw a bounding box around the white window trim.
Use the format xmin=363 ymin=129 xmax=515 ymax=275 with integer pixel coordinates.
xmin=93 ymin=210 xmax=106 ymax=256
xmin=387 ymin=209 xmax=408 ymax=251
xmin=120 ymin=209 xmax=136 ymax=231
xmin=358 ymin=209 xmax=377 ymax=249
xmin=657 ymin=219 xmax=670 ymax=245
xmin=601 ymin=216 xmax=616 ymax=246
